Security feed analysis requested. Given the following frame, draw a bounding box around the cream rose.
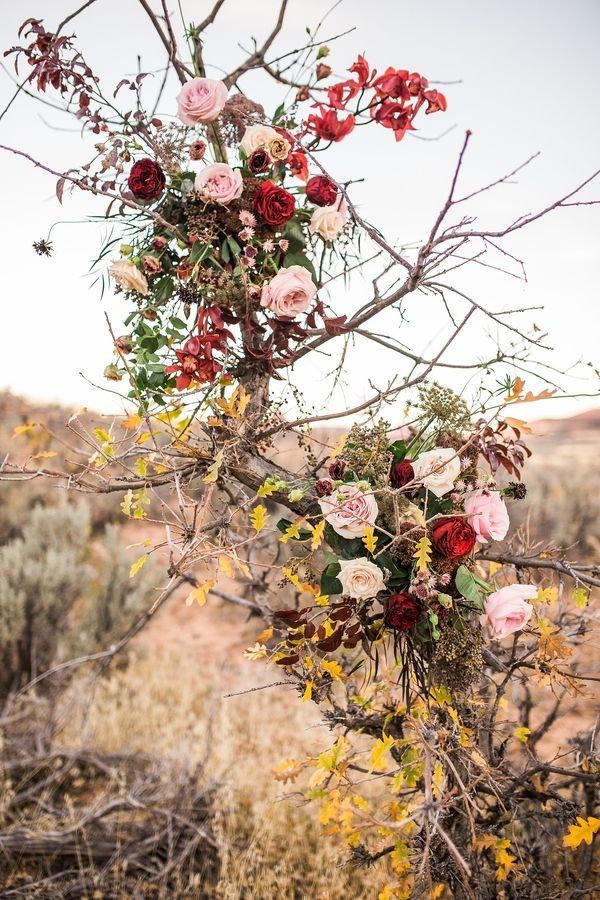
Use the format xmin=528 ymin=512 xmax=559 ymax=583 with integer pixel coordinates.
xmin=319 ymin=483 xmax=379 ymax=539
xmin=412 ymin=447 xmax=461 ymax=498
xmin=480 ymin=584 xmax=536 ymax=639
xmin=176 ymin=77 xmax=228 ymax=125
xmin=308 ymin=199 xmax=348 ymax=242
xmin=195 ymin=163 xmax=243 ymax=205
xmin=338 ymin=557 xmax=385 ymax=600
xmin=260 ymin=265 xmax=317 ymax=318
xmin=109 ymin=259 xmax=148 ymax=295
xmin=240 ymin=124 xmax=280 ymax=156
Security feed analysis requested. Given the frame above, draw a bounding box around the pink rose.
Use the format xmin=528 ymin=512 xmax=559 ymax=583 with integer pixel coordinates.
xmin=260 ymin=265 xmax=317 ymax=319
xmin=480 ymin=584 xmax=536 ymax=639
xmin=465 ymin=489 xmax=510 ymax=544
xmin=319 ymin=483 xmax=378 ymax=539
xmin=195 ymin=163 xmax=243 ymax=205
xmin=176 ymin=77 xmax=228 ymax=125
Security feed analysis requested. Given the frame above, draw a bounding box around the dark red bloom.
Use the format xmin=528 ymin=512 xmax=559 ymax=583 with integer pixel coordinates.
xmin=307 ymin=109 xmax=355 ymax=142
xmin=253 ymin=180 xmax=296 ymax=226
xmin=247 ymin=148 xmax=271 ymax=174
xmin=431 ymin=517 xmax=477 ymax=559
xmin=315 ymin=478 xmax=334 ymax=497
xmin=390 ymin=459 xmax=415 ymax=489
xmin=328 ymin=459 xmax=346 ymax=480
xmin=288 ymin=151 xmax=309 ymax=181
xmin=316 ymin=63 xmax=332 ymax=80
xmin=384 ymin=593 xmax=422 ymax=632
xmin=165 ymin=307 xmax=233 ymax=390
xmin=373 ymin=101 xmax=414 ymax=141
xmin=306 ymin=175 xmax=338 ymax=207
xmin=407 ymin=72 xmax=429 ymax=96
xmin=423 ymin=89 xmax=447 ymax=114
xmin=127 ymin=158 xmax=165 ymax=201
xmin=372 ymin=67 xmax=410 ymax=101
xmin=326 ymin=82 xmax=361 ymax=111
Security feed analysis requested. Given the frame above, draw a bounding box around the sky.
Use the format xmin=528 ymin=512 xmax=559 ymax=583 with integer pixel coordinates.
xmin=1 ymin=0 xmax=599 ymax=423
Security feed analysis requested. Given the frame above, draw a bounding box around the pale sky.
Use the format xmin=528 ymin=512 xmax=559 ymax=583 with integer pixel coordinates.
xmin=1 ymin=0 xmax=599 ymax=422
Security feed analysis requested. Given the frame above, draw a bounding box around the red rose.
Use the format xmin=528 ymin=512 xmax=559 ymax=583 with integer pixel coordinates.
xmin=127 ymin=158 xmax=166 ymax=201
xmin=247 ymin=148 xmax=271 ymax=174
xmin=328 ymin=459 xmax=346 ymax=480
xmin=431 ymin=517 xmax=477 ymax=559
xmin=306 ymin=109 xmax=355 ymax=142
xmin=315 ymin=478 xmax=334 ymax=497
xmin=253 ymin=180 xmax=296 ymax=226
xmin=306 ymin=175 xmax=338 ymax=207
xmin=384 ymin=593 xmax=422 ymax=632
xmin=390 ymin=459 xmax=414 ymax=489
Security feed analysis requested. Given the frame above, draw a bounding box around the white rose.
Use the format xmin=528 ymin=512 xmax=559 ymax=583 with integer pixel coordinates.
xmin=319 ymin=482 xmax=378 ymax=539
xmin=338 ymin=557 xmax=385 ymax=600
xmin=240 ymin=124 xmax=280 ymax=156
xmin=308 ymin=200 xmax=348 ymax=242
xmin=411 ymin=447 xmax=461 ymax=498
xmin=109 ymin=259 xmax=148 ymax=296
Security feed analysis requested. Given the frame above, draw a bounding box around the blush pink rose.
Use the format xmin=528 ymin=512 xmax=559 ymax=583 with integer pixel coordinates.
xmin=195 ymin=163 xmax=243 ymax=205
xmin=260 ymin=265 xmax=317 ymax=318
xmin=319 ymin=483 xmax=378 ymax=539
xmin=464 ymin=489 xmax=510 ymax=544
xmin=176 ymin=77 xmax=228 ymax=125
xmin=480 ymin=584 xmax=536 ymax=639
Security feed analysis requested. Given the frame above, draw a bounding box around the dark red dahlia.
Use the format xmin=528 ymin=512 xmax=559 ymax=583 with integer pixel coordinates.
xmin=431 ymin=517 xmax=476 ymax=559
xmin=384 ymin=593 xmax=422 ymax=632
xmin=306 ymin=175 xmax=338 ymax=207
xmin=127 ymin=158 xmax=166 ymax=201
xmin=247 ymin=148 xmax=271 ymax=174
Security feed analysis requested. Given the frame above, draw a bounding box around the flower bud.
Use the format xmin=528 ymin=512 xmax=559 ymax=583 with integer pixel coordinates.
xmin=114 ymin=335 xmax=133 ymax=354
xmin=104 ymin=363 xmax=122 ymax=381
xmin=315 ymin=478 xmax=334 ymax=497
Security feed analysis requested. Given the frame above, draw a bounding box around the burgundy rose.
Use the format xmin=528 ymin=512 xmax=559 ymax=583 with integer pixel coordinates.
xmin=247 ymin=148 xmax=271 ymax=174
xmin=306 ymin=175 xmax=338 ymax=207
xmin=114 ymin=335 xmax=133 ymax=354
xmin=384 ymin=593 xmax=422 ymax=632
xmin=253 ymin=180 xmax=296 ymax=226
xmin=315 ymin=478 xmax=334 ymax=497
xmin=431 ymin=517 xmax=477 ymax=559
xmin=328 ymin=459 xmax=346 ymax=480
xmin=189 ymin=139 xmax=206 ymax=161
xmin=127 ymin=158 xmax=166 ymax=201
xmin=391 ymin=459 xmax=414 ymax=489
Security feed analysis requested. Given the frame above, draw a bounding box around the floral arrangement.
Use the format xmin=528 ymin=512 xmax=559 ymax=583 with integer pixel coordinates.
xmin=3 ymin=8 xmax=599 ymax=899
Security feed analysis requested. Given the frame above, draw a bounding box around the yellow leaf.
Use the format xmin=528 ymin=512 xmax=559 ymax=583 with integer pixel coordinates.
xmin=93 ymin=427 xmax=111 ymax=443
xmin=573 ymin=587 xmax=588 ymax=609
xmin=257 ymin=480 xmax=278 ymax=498
xmin=414 ymin=535 xmax=432 ymax=572
xmin=369 ymin=732 xmax=396 ymax=773
xmin=282 ymin=567 xmax=319 ymax=595
xmin=321 ymin=659 xmax=344 ymax=680
xmin=315 ymin=594 xmax=330 ymax=607
xmin=537 ymin=617 xmax=573 ymax=661
xmin=273 ymin=759 xmax=304 ymax=783
xmin=563 ymin=816 xmax=600 ymax=849
xmin=362 ymin=525 xmax=378 ymax=554
xmin=330 ymin=433 xmax=347 ymax=459
xmin=488 ymin=561 xmax=503 ymax=577
xmin=432 ymin=760 xmax=444 ymax=799
xmin=186 ymin=579 xmax=215 ymax=607
xmin=136 ymin=431 xmax=152 ymax=444
xmin=31 ymin=451 xmax=57 ymax=460
xmin=503 ymin=416 xmax=533 ymax=434
xmin=256 ymin=626 xmax=273 ymax=644
xmin=302 ymin=680 xmax=314 ymax=702
xmin=121 ymin=490 xmax=133 ymax=516
xmin=310 ymin=519 xmax=326 ymax=551
xmin=243 ymin=642 xmax=267 ymax=660
xmin=535 ymin=586 xmax=558 ymax=604
xmin=203 ymin=448 xmax=224 ymax=484
xmin=121 ymin=413 xmax=143 ymax=431
xmin=232 ymin=552 xmax=251 ymax=578
xmin=13 ymin=423 xmax=37 ymax=436
xmin=280 ymin=519 xmax=305 ymax=544
xmin=249 ymin=504 xmax=268 ymax=532
xmin=513 ymin=726 xmax=531 ymax=744
xmin=218 ymin=554 xmax=235 ymax=578
xmin=134 ymin=457 xmax=148 ymax=477
xmin=504 ymin=376 xmax=526 ymax=403
xmin=129 ymin=554 xmax=148 ymax=578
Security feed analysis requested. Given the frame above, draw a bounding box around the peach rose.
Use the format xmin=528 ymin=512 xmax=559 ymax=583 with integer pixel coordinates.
xmin=260 ymin=265 xmax=317 ymax=318
xmin=480 ymin=584 xmax=536 ymax=639
xmin=412 ymin=447 xmax=461 ymax=498
xmin=109 ymin=259 xmax=148 ymax=295
xmin=465 ymin=489 xmax=510 ymax=544
xmin=338 ymin=557 xmax=385 ymax=600
xmin=308 ymin=199 xmax=348 ymax=242
xmin=240 ymin=124 xmax=280 ymax=156
xmin=195 ymin=163 xmax=243 ymax=205
xmin=319 ymin=483 xmax=379 ymax=539
xmin=176 ymin=77 xmax=228 ymax=125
